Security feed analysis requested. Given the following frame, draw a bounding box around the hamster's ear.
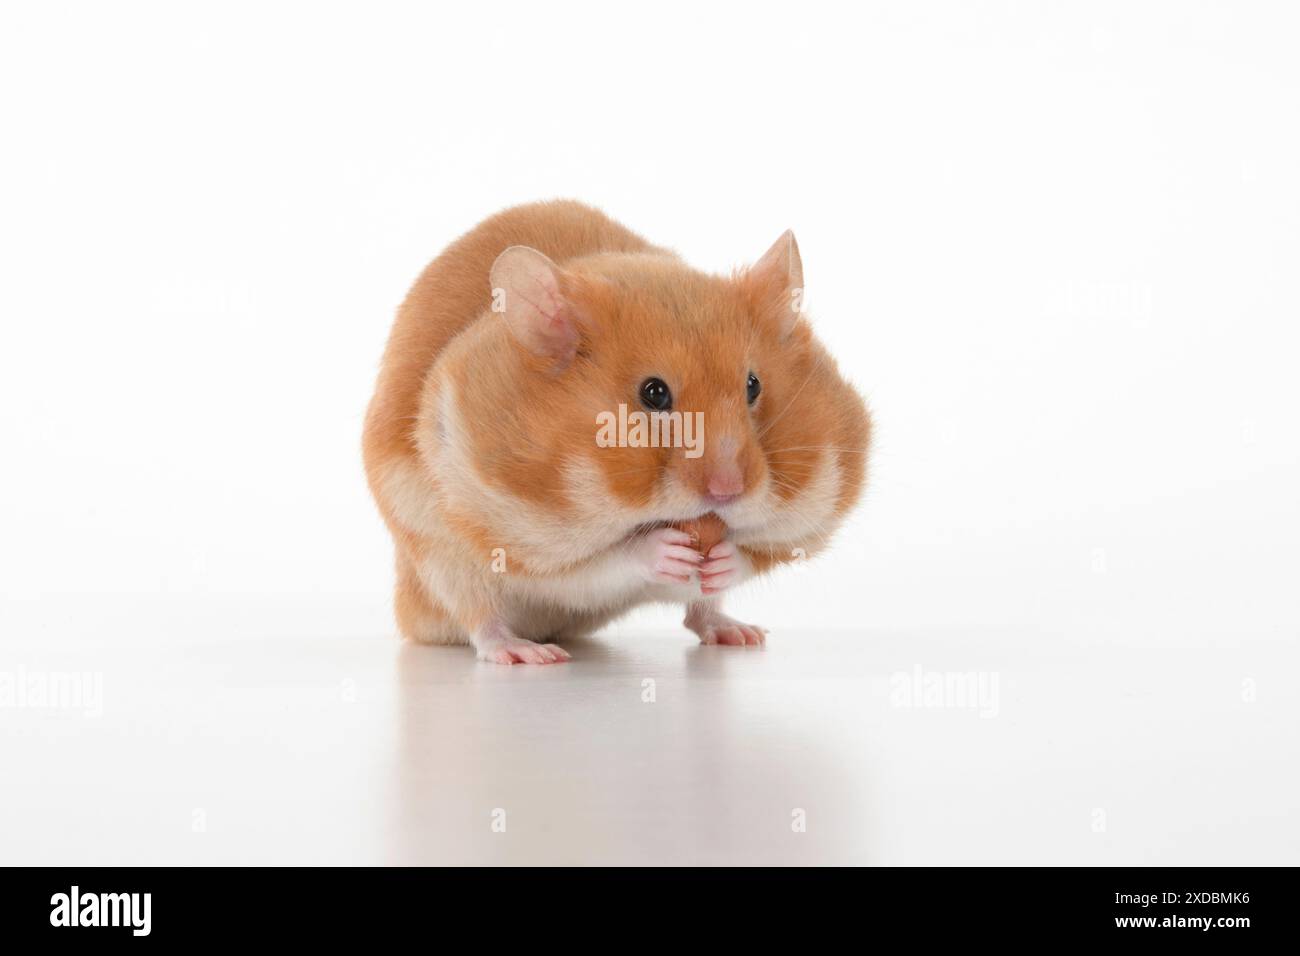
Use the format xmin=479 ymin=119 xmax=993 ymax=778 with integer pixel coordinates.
xmin=490 ymin=246 xmax=579 ymax=369
xmin=747 ymin=229 xmax=805 ymax=339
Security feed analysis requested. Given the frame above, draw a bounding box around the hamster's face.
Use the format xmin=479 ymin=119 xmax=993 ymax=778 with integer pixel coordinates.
xmin=483 ymin=236 xmax=869 ymax=555
xmin=548 ymin=242 xmax=869 ymax=551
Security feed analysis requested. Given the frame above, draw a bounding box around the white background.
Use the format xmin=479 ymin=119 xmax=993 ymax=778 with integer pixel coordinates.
xmin=3 ymin=1 xmax=1297 ymax=637
xmin=1 ymin=2 xmax=1297 ymax=866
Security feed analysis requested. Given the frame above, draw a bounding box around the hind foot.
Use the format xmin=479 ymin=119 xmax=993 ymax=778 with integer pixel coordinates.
xmin=684 ymin=603 xmax=768 ymax=647
xmin=472 ymin=620 xmax=571 ymax=665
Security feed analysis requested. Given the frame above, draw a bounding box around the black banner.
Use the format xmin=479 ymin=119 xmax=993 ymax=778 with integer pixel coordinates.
xmin=1 ymin=866 xmax=1290 ymax=944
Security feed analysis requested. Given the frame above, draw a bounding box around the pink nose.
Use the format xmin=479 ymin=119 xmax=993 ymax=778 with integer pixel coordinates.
xmin=707 ymin=466 xmax=744 ymax=502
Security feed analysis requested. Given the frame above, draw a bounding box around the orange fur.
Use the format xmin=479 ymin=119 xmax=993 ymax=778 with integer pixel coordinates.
xmin=362 ymin=200 xmax=871 ymax=657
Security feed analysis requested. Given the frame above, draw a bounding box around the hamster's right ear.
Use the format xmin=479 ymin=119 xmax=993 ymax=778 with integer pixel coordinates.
xmin=490 ymin=246 xmax=579 ymax=370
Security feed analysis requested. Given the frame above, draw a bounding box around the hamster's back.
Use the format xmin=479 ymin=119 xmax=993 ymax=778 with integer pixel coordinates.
xmin=364 ymin=200 xmax=658 ymax=465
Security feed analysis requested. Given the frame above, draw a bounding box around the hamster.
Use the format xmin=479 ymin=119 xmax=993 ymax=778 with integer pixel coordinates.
xmin=362 ymin=200 xmax=871 ymax=664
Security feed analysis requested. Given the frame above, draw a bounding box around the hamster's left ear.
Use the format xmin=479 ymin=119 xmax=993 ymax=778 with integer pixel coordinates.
xmin=747 ymin=229 xmax=805 ymax=339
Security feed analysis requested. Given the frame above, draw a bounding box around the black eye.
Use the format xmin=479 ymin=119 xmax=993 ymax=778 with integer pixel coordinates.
xmin=746 ymin=371 xmax=761 ymax=405
xmin=640 ymin=377 xmax=672 ymax=411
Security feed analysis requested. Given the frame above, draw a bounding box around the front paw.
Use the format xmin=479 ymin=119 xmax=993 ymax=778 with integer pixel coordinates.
xmin=635 ymin=527 xmax=704 ymax=585
xmin=699 ymin=540 xmax=742 ymax=595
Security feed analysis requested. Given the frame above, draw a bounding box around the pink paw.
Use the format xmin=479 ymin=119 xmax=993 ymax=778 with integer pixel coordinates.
xmin=686 ymin=609 xmax=768 ymax=647
xmin=699 ymin=540 xmax=741 ymax=595
xmin=636 ymin=527 xmax=704 ymax=585
xmin=474 ymin=627 xmax=571 ymax=665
